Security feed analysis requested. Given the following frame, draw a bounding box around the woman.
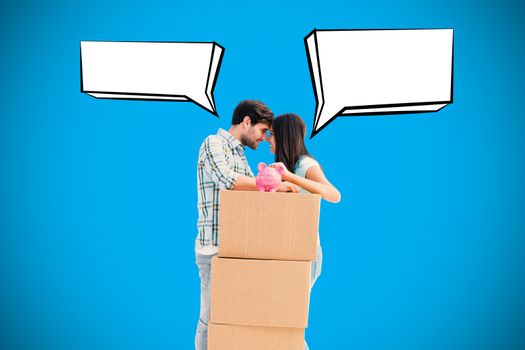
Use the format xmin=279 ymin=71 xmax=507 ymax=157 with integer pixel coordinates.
xmin=268 ymin=113 xmax=341 ymax=203
xmin=268 ymin=113 xmax=340 ymax=350
xmin=267 ymin=114 xmax=341 ymax=274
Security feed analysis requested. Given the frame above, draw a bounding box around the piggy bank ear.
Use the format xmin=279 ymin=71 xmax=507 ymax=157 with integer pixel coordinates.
xmin=257 ymin=162 xmax=267 ymax=172
xmin=275 ymin=165 xmax=285 ymax=176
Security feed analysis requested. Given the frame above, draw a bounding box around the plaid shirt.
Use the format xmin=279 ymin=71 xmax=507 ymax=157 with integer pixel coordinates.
xmin=196 ymin=128 xmax=254 ymax=254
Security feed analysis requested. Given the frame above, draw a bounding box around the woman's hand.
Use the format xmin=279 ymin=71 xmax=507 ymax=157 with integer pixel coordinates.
xmin=269 ymin=162 xmax=292 ymax=181
xmin=277 ymin=181 xmax=300 ymax=193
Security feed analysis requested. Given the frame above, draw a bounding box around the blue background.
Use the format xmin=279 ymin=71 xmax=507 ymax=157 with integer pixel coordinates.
xmin=1 ymin=0 xmax=524 ymax=349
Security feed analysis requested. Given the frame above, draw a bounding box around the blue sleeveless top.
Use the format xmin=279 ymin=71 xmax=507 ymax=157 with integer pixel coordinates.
xmin=293 ymin=156 xmax=319 ymax=194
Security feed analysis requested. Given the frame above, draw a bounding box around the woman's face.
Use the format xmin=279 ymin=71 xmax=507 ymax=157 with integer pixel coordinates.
xmin=268 ymin=129 xmax=276 ymax=154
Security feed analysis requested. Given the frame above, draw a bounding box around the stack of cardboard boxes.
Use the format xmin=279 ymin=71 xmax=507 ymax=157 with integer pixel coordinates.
xmin=208 ymin=190 xmax=321 ymax=350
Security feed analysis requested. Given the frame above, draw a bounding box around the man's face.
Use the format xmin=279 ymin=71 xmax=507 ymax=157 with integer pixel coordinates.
xmin=241 ymin=121 xmax=270 ymax=150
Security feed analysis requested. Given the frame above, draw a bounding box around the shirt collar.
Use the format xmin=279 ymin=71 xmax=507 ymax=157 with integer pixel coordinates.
xmin=217 ymin=128 xmax=244 ymax=152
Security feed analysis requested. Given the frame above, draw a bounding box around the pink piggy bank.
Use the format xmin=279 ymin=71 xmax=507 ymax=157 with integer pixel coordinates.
xmin=255 ymin=162 xmax=284 ymax=192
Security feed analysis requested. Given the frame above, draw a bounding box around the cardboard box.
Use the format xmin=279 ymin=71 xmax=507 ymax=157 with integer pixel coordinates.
xmin=208 ymin=323 xmax=304 ymax=350
xmin=210 ymin=257 xmax=311 ymax=328
xmin=219 ymin=190 xmax=321 ymax=261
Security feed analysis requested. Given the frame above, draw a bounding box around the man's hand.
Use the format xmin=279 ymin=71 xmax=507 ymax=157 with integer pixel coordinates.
xmin=277 ymin=181 xmax=300 ymax=193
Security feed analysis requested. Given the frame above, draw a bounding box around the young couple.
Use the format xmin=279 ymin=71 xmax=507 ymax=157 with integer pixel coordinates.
xmin=195 ymin=100 xmax=341 ymax=350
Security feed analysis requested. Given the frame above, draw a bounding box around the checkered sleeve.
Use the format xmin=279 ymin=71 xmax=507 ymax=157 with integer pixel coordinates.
xmin=202 ymin=136 xmax=239 ymax=190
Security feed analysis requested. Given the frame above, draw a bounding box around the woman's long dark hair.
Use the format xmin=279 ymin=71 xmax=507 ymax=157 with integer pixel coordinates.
xmin=273 ymin=113 xmax=313 ymax=172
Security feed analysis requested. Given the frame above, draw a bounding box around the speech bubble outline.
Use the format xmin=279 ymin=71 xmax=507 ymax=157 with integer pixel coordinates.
xmin=304 ymin=28 xmax=454 ymax=137
xmin=80 ymin=40 xmax=224 ymax=116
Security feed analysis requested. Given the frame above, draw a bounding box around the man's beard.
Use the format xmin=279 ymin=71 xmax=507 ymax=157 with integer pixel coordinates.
xmin=241 ymin=134 xmax=258 ymax=150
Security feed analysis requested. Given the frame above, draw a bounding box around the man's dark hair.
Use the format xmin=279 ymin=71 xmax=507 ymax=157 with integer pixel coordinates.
xmin=231 ymin=100 xmax=274 ymax=126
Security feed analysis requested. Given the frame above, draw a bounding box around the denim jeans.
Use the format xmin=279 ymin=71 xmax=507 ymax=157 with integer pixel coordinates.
xmin=195 ymin=245 xmax=323 ymax=350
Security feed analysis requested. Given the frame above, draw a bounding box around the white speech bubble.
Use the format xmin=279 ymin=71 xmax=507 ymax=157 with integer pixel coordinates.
xmin=80 ymin=41 xmax=224 ymax=116
xmin=304 ymin=29 xmax=454 ymax=136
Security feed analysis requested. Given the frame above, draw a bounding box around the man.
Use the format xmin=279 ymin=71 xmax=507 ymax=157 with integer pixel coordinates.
xmin=194 ymin=100 xmax=298 ymax=350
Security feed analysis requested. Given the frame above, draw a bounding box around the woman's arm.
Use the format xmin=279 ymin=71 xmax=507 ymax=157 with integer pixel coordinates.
xmin=270 ymin=162 xmax=341 ymax=203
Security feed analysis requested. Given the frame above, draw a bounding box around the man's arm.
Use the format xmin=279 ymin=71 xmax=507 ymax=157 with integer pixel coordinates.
xmin=232 ymin=175 xmax=299 ymax=192
xmin=231 ymin=175 xmax=256 ymax=190
xmin=201 ymin=136 xmax=240 ymax=190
